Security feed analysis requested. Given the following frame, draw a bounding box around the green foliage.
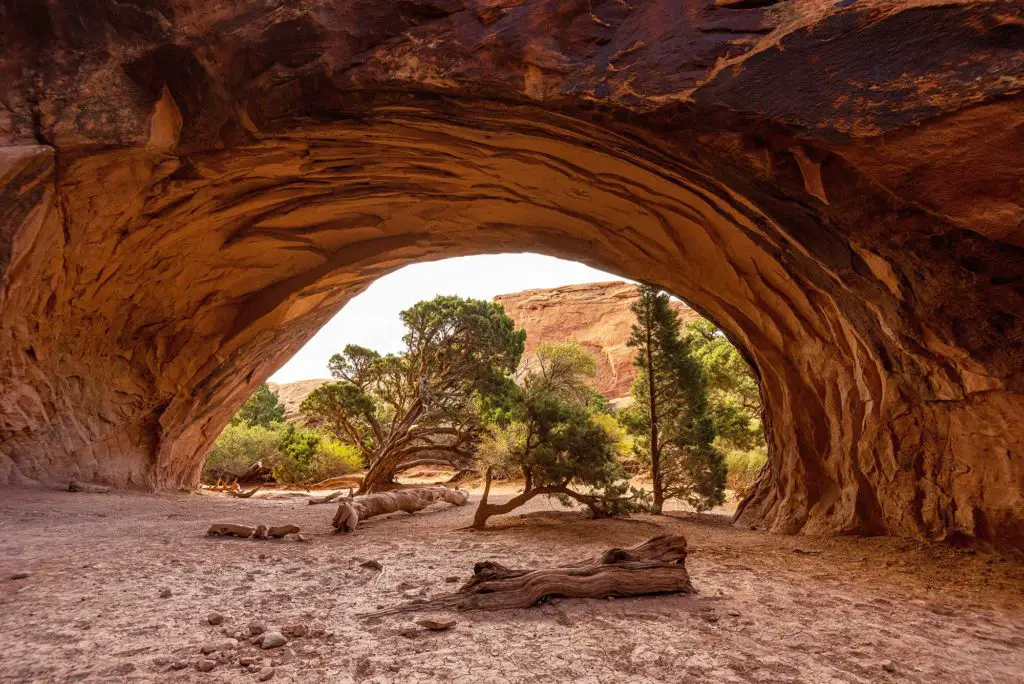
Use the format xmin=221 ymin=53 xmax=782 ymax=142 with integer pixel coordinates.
xmin=203 ymin=422 xmax=283 ymax=481
xmin=724 ymin=447 xmax=768 ymax=498
xmin=271 ymin=423 xmax=363 ymax=484
xmin=624 ymin=285 xmax=726 ymax=513
xmin=300 ymin=296 xmax=525 ymax=492
xmin=480 ymin=342 xmax=644 ymax=519
xmin=685 ymin=318 xmax=765 ymax=451
xmin=202 ymin=422 xmax=361 ymax=485
xmin=230 ymin=383 xmax=286 ymax=428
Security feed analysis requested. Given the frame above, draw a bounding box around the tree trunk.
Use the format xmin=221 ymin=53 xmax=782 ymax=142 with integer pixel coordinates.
xmin=646 ymin=323 xmax=664 ymax=515
xmin=365 ymin=534 xmax=693 ymax=615
xmin=471 ymin=467 xmax=554 ymax=529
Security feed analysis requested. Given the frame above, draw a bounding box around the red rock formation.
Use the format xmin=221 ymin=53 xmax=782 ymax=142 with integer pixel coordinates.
xmin=0 ymin=1 xmax=1021 ymax=546
xmin=266 ymin=380 xmax=331 ymax=423
xmin=496 ymin=281 xmax=698 ymax=399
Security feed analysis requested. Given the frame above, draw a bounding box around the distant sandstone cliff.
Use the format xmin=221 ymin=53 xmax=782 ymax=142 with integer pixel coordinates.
xmin=495 ymin=281 xmax=698 ymax=399
xmin=267 ymin=378 xmax=330 ymax=422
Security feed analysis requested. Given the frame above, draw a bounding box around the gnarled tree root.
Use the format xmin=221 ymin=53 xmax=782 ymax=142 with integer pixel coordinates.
xmin=206 ymin=523 xmax=301 ymax=539
xmin=365 ymin=534 xmax=693 ymax=615
xmin=332 ymin=486 xmax=470 ymax=533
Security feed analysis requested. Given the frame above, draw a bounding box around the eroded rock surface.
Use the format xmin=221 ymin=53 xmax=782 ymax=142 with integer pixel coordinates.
xmin=0 ymin=0 xmax=1021 ymax=546
xmin=497 ymin=281 xmax=698 ymax=399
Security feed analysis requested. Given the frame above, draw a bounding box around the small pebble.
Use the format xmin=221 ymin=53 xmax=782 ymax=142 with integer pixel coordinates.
xmin=360 ymin=560 xmax=383 ymax=571
xmin=281 ymin=623 xmax=308 ymax=638
xmin=249 ymin=619 xmax=266 ymax=635
xmin=257 ymin=666 xmax=276 ymax=681
xmin=9 ymin=572 xmax=30 ymax=580
xmin=882 ymin=661 xmax=897 ymax=673
xmin=444 ymin=576 xmax=460 ymax=583
xmin=261 ymin=631 xmax=288 ymax=649
xmin=195 ymin=659 xmax=216 ymax=672
xmin=206 ymin=611 xmax=224 ymax=626
xmin=239 ymin=656 xmax=259 ymax=666
xmin=296 ymin=533 xmax=310 ymax=542
xmin=158 ymin=587 xmax=172 ymax=599
xmin=399 ymin=626 xmax=419 ymax=639
xmin=169 ymin=661 xmax=187 ymax=671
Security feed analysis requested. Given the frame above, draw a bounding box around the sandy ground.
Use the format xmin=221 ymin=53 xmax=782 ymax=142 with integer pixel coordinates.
xmin=1 ymin=484 xmax=1022 ymax=684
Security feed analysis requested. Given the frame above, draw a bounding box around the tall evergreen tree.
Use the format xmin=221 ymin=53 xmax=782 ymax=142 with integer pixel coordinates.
xmin=230 ymin=383 xmax=287 ymax=428
xmin=623 ymin=285 xmax=725 ymax=514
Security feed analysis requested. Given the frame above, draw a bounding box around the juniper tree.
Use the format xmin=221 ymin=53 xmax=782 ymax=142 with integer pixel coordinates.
xmin=230 ymin=383 xmax=286 ymax=428
xmin=624 ymin=285 xmax=725 ymax=514
xmin=472 ymin=342 xmax=640 ymax=528
xmin=300 ymin=296 xmax=525 ymax=493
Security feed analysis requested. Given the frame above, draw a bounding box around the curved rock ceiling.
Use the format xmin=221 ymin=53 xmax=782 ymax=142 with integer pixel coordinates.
xmin=1 ymin=0 xmax=1021 ymax=546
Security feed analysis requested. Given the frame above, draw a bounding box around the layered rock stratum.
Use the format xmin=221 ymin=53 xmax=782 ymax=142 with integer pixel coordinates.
xmin=0 ymin=0 xmax=1021 ymax=546
xmin=496 ymin=281 xmax=698 ymax=399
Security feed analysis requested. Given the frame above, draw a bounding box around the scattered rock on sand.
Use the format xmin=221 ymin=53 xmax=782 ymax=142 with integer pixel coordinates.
xmin=882 ymin=661 xmax=897 ymax=673
xmin=296 ymin=533 xmax=310 ymax=542
xmin=206 ymin=611 xmax=224 ymax=625
xmin=158 ymin=587 xmax=172 ymax=598
xmin=169 ymin=661 xmax=187 ymax=671
xmin=195 ymin=659 xmax=216 ymax=672
xmin=416 ymin=617 xmax=456 ymax=631
xmin=360 ymin=559 xmax=383 ymax=571
xmin=200 ymin=638 xmax=238 ymax=654
xmin=9 ymin=572 xmax=30 ymax=580
xmin=281 ymin=624 xmax=308 ymax=638
xmin=239 ymin=656 xmax=259 ymax=666
xmin=249 ymin=619 xmax=266 ymax=635
xmin=399 ymin=625 xmax=419 ymax=638
xmin=444 ymin=576 xmax=460 ymax=583
xmin=261 ymin=631 xmax=287 ymax=649
xmin=257 ymin=666 xmax=276 ymax=681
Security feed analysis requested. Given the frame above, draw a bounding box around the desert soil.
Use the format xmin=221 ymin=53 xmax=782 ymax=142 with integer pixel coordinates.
xmin=1 ymin=483 xmax=1022 ymax=683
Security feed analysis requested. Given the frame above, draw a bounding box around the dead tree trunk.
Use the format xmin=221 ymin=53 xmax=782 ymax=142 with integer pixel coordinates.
xmin=332 ymin=486 xmax=469 ymax=532
xmin=366 ymin=534 xmax=693 ymax=615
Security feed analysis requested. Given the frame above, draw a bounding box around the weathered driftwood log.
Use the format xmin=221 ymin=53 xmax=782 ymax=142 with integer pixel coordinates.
xmin=225 ymin=484 xmax=261 ymax=498
xmin=308 ymin=490 xmax=347 ymax=505
xmin=366 ymin=535 xmax=693 ymax=615
xmin=309 ymin=475 xmax=364 ymax=489
xmin=332 ymin=487 xmax=470 ymax=533
xmin=206 ymin=523 xmax=301 ymax=539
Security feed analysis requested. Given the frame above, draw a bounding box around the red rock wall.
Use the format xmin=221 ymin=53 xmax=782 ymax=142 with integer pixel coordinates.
xmin=0 ymin=1 xmax=1021 ymax=546
xmin=496 ymin=281 xmax=699 ymax=399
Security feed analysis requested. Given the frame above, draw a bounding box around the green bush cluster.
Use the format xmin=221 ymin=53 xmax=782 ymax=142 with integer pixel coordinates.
xmin=203 ymin=421 xmax=362 ymax=485
xmin=723 ymin=447 xmax=768 ymax=498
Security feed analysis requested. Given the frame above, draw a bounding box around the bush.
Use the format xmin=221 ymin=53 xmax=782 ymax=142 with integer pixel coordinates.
xmin=271 ymin=424 xmax=363 ymax=484
xmin=203 ymin=422 xmax=284 ymax=482
xmin=724 ymin=447 xmax=767 ymax=498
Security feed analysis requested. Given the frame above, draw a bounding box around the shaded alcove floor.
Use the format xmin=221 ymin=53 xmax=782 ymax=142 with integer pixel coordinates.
xmin=0 ymin=487 xmax=1021 ymax=683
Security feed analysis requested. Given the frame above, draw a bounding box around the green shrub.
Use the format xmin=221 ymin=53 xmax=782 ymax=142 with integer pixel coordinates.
xmin=271 ymin=424 xmax=363 ymax=484
xmin=203 ymin=422 xmax=284 ymax=483
xmin=724 ymin=447 xmax=767 ymax=498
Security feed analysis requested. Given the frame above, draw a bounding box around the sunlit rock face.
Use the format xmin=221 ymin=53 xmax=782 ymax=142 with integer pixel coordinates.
xmin=0 ymin=0 xmax=1021 ymax=546
xmin=496 ymin=281 xmax=699 ymax=399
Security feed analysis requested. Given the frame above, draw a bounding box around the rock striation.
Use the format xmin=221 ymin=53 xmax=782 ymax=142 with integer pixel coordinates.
xmin=496 ymin=281 xmax=698 ymax=399
xmin=0 ymin=0 xmax=1021 ymax=546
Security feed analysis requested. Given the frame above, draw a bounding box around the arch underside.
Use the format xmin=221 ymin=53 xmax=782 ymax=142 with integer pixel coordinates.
xmin=0 ymin=0 xmax=1021 ymax=546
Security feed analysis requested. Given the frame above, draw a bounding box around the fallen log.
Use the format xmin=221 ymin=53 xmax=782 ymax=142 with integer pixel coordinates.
xmin=308 ymin=490 xmax=347 ymax=505
xmin=365 ymin=534 xmax=694 ymax=615
xmin=332 ymin=486 xmax=469 ymax=533
xmin=225 ymin=484 xmax=261 ymax=498
xmin=206 ymin=523 xmax=301 ymax=539
xmin=309 ymin=474 xmax=364 ymax=489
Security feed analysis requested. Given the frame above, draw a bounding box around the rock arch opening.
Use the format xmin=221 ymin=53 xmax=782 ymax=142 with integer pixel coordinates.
xmin=1 ymin=0 xmax=1020 ymax=547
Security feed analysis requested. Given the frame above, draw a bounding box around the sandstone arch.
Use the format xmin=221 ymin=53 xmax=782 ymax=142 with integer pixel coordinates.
xmin=1 ymin=0 xmax=1021 ymax=546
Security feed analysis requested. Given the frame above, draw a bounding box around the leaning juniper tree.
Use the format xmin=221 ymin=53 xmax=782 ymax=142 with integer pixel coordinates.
xmin=300 ymin=296 xmax=525 ymax=494
xmin=471 ymin=342 xmax=642 ymax=529
xmin=623 ymin=285 xmax=726 ymax=515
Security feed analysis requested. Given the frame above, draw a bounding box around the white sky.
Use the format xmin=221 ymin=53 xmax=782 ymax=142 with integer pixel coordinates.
xmin=270 ymin=253 xmax=629 ymax=383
